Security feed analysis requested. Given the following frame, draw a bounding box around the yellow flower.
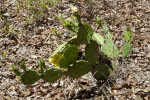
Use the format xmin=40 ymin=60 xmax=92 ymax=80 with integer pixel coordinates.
xmin=49 ymin=53 xmax=63 ymax=67
xmin=71 ymin=6 xmax=78 ymax=14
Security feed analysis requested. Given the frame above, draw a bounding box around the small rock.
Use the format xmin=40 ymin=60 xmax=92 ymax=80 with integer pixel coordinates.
xmin=64 ymin=33 xmax=69 ymax=37
xmin=3 ymin=13 xmax=10 ymax=17
xmin=52 ymin=83 xmax=58 ymax=87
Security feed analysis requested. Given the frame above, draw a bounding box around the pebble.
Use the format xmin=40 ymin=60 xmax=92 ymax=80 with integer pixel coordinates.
xmin=3 ymin=13 xmax=10 ymax=17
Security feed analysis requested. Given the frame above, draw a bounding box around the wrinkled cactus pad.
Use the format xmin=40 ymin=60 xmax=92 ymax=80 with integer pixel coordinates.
xmin=64 ymin=46 xmax=78 ymax=63
xmin=68 ymin=60 xmax=92 ymax=78
xmin=85 ymin=40 xmax=99 ymax=66
xmin=58 ymin=56 xmax=70 ymax=68
xmin=93 ymin=63 xmax=110 ymax=80
xmin=101 ymin=40 xmax=119 ymax=59
xmin=21 ymin=70 xmax=41 ymax=85
xmin=92 ymin=33 xmax=104 ymax=45
xmin=106 ymin=32 xmax=113 ymax=40
xmin=42 ymin=68 xmax=65 ymax=83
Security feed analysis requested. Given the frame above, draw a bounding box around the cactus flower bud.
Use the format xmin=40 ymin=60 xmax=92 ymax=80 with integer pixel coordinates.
xmin=71 ymin=6 xmax=78 ymax=14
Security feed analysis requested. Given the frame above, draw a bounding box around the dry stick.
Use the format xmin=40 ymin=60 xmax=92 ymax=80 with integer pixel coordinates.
xmin=94 ymin=62 xmax=123 ymax=99
xmin=7 ymin=90 xmax=14 ymax=100
xmin=102 ymin=88 xmax=110 ymax=100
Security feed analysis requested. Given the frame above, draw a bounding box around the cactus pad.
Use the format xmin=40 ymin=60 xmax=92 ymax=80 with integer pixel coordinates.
xmin=58 ymin=57 xmax=70 ymax=68
xmin=50 ymin=42 xmax=67 ymax=58
xmin=85 ymin=40 xmax=99 ymax=66
xmin=101 ymin=40 xmax=119 ymax=59
xmin=122 ymin=42 xmax=132 ymax=58
xmin=68 ymin=60 xmax=92 ymax=78
xmin=12 ymin=65 xmax=21 ymax=76
xmin=125 ymin=27 xmax=131 ymax=42
xmin=102 ymin=25 xmax=109 ymax=34
xmin=77 ymin=24 xmax=88 ymax=44
xmin=92 ymin=33 xmax=104 ymax=45
xmin=21 ymin=70 xmax=41 ymax=85
xmin=19 ymin=61 xmax=26 ymax=71
xmin=106 ymin=32 xmax=113 ymax=40
xmin=68 ymin=36 xmax=79 ymax=46
xmin=93 ymin=63 xmax=110 ymax=80
xmin=42 ymin=68 xmax=65 ymax=83
xmin=83 ymin=22 xmax=93 ymax=41
xmin=64 ymin=46 xmax=78 ymax=63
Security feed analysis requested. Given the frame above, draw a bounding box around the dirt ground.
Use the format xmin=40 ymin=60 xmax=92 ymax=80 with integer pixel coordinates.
xmin=0 ymin=0 xmax=150 ymax=99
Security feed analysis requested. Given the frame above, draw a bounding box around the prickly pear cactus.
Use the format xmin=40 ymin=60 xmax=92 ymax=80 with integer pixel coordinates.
xmin=84 ymin=22 xmax=93 ymax=41
xmin=50 ymin=36 xmax=79 ymax=64
xmin=21 ymin=70 xmax=41 ymax=85
xmin=68 ymin=60 xmax=92 ymax=78
xmin=77 ymin=22 xmax=93 ymax=44
xmin=106 ymin=32 xmax=113 ymax=40
xmin=20 ymin=61 xmax=26 ymax=71
xmin=125 ymin=27 xmax=132 ymax=42
xmin=93 ymin=63 xmax=110 ymax=80
xmin=85 ymin=40 xmax=99 ymax=66
xmin=42 ymin=68 xmax=66 ymax=83
xmin=64 ymin=46 xmax=78 ymax=64
xmin=92 ymin=33 xmax=104 ymax=45
xmin=50 ymin=42 xmax=67 ymax=58
xmin=122 ymin=42 xmax=132 ymax=58
xmin=58 ymin=56 xmax=70 ymax=68
xmin=102 ymin=25 xmax=109 ymax=34
xmin=68 ymin=36 xmax=79 ymax=46
xmin=101 ymin=40 xmax=119 ymax=59
xmin=12 ymin=65 xmax=21 ymax=76
xmin=77 ymin=23 xmax=88 ymax=44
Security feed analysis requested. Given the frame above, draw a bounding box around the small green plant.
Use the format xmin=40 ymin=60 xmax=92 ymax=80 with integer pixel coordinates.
xmin=0 ymin=58 xmax=2 ymax=62
xmin=3 ymin=50 xmax=6 ymax=57
xmin=122 ymin=27 xmax=132 ymax=58
xmin=48 ymin=0 xmax=53 ymax=6
xmin=41 ymin=0 xmax=48 ymax=10
xmin=8 ymin=26 xmax=14 ymax=34
xmin=12 ymin=9 xmax=132 ymax=85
